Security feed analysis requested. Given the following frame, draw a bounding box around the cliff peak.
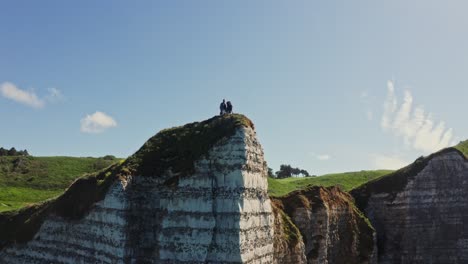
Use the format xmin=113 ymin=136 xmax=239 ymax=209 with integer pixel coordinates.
xmin=124 ymin=113 xmax=254 ymax=177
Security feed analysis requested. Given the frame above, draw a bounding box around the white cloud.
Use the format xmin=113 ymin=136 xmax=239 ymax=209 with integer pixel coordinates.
xmin=381 ymin=80 xmax=398 ymax=130
xmin=372 ymin=154 xmax=409 ymax=170
xmin=366 ymin=110 xmax=374 ymax=121
xmin=46 ymin=87 xmax=64 ymax=102
xmin=80 ymin=111 xmax=117 ymax=133
xmin=0 ymin=82 xmax=44 ymax=108
xmin=316 ymin=154 xmax=331 ymax=161
xmin=0 ymin=82 xmax=64 ymax=108
xmin=380 ymin=81 xmax=455 ymax=153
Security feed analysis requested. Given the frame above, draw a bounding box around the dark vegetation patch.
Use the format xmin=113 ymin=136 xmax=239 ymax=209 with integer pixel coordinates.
xmin=0 ymin=114 xmax=253 ymax=249
xmin=350 ymin=147 xmax=467 ymax=211
xmin=124 ymin=114 xmax=253 ymax=180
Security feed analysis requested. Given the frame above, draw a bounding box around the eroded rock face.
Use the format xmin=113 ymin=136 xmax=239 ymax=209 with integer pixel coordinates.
xmin=271 ymin=202 xmax=307 ymax=264
xmin=273 ymin=186 xmax=376 ymax=264
xmin=352 ymin=149 xmax=468 ymax=264
xmin=0 ymin=126 xmax=275 ymax=263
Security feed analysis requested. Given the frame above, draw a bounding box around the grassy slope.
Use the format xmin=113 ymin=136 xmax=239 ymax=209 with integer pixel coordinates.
xmin=455 ymin=140 xmax=468 ymax=156
xmin=268 ymin=170 xmax=393 ymax=197
xmin=0 ymin=156 xmax=118 ymax=212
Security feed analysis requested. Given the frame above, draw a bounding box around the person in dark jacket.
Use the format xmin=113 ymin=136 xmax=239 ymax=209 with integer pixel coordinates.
xmin=226 ymin=101 xmax=233 ymax=114
xmin=219 ymin=99 xmax=227 ymax=115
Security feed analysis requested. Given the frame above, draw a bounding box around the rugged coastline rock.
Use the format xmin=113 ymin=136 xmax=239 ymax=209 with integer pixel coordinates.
xmin=273 ymin=186 xmax=376 ymax=264
xmin=352 ymin=148 xmax=468 ymax=264
xmin=0 ymin=115 xmax=275 ymax=263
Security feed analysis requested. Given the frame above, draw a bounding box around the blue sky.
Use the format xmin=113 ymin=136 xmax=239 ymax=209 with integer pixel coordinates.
xmin=1 ymin=1 xmax=467 ymax=175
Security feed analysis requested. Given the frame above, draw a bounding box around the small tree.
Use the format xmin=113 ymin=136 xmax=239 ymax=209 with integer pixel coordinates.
xmin=267 ymin=167 xmax=275 ymax=178
xmin=276 ymin=164 xmax=293 ymax=179
xmin=7 ymin=147 xmax=17 ymax=156
xmin=0 ymin=148 xmax=7 ymax=156
xmin=275 ymin=164 xmax=311 ymax=178
xmin=102 ymin=155 xmax=116 ymax=160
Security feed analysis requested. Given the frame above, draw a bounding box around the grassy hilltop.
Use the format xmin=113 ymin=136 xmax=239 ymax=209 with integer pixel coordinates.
xmin=0 ymin=156 xmax=119 ymax=212
xmin=268 ymin=170 xmax=393 ymax=197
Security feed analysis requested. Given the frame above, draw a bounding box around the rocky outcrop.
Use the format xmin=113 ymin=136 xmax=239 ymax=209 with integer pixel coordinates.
xmin=0 ymin=115 xmax=275 ymax=263
xmin=352 ymin=148 xmax=468 ymax=264
xmin=271 ymin=201 xmax=307 ymax=264
xmin=274 ymin=186 xmax=376 ymax=264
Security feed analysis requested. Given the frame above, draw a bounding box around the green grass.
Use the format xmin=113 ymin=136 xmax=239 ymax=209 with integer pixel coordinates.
xmin=455 ymin=140 xmax=468 ymax=157
xmin=0 ymin=156 xmax=119 ymax=211
xmin=0 ymin=187 xmax=63 ymax=212
xmin=268 ymin=170 xmax=393 ymax=197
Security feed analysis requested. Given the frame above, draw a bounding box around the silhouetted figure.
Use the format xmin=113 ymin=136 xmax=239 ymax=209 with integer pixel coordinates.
xmin=226 ymin=101 xmax=233 ymax=114
xmin=220 ymin=99 xmax=227 ymax=115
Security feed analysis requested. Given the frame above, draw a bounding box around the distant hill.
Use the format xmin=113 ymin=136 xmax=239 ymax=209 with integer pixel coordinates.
xmin=0 ymin=156 xmax=119 ymax=212
xmin=268 ymin=170 xmax=393 ymax=197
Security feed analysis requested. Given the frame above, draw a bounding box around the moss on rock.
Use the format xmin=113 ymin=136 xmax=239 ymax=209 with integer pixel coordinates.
xmin=124 ymin=114 xmax=253 ymax=178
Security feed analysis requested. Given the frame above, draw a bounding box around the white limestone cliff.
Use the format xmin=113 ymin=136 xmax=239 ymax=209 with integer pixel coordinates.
xmin=0 ymin=125 xmax=275 ymax=264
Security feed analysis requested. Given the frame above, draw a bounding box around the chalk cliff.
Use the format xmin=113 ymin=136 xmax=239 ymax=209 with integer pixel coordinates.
xmin=352 ymin=148 xmax=468 ymax=264
xmin=4 ymin=113 xmax=467 ymax=264
xmin=273 ymin=186 xmax=376 ymax=264
xmin=0 ymin=115 xmax=275 ymax=263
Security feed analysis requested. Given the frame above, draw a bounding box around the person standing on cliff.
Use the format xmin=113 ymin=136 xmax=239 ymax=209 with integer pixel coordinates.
xmin=226 ymin=101 xmax=233 ymax=114
xmin=220 ymin=99 xmax=227 ymax=115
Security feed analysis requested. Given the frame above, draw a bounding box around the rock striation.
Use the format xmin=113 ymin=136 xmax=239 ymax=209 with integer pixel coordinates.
xmin=0 ymin=115 xmax=275 ymax=263
xmin=273 ymin=186 xmax=376 ymax=264
xmin=352 ymin=148 xmax=468 ymax=264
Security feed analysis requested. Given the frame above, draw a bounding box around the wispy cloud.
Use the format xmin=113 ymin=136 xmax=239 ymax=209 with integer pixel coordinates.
xmin=316 ymin=154 xmax=331 ymax=161
xmin=372 ymin=154 xmax=409 ymax=170
xmin=80 ymin=111 xmax=117 ymax=133
xmin=45 ymin=87 xmax=65 ymax=103
xmin=380 ymin=81 xmax=455 ymax=153
xmin=0 ymin=82 xmax=44 ymax=108
xmin=0 ymin=82 xmax=64 ymax=108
